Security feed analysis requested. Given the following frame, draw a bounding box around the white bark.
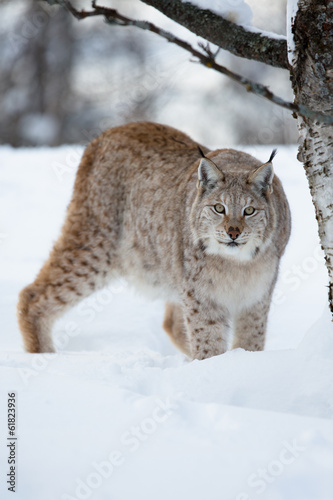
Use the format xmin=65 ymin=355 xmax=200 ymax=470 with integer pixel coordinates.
xmin=291 ymin=0 xmax=333 ymax=313
xmin=286 ymin=0 xmax=299 ymax=65
xmin=298 ymin=121 xmax=333 ymax=309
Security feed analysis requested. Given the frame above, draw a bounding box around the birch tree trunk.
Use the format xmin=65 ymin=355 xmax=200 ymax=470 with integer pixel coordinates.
xmin=291 ymin=0 xmax=333 ymax=314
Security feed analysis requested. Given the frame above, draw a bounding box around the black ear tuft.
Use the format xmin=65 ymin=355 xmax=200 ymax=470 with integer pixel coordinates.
xmin=197 ymin=146 xmax=206 ymax=158
xmin=268 ymin=149 xmax=277 ymax=163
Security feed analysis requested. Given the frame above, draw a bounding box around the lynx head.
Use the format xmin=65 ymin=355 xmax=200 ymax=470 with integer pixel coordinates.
xmin=190 ymin=149 xmax=277 ymax=261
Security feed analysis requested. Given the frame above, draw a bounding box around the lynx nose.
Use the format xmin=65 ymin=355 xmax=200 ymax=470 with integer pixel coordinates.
xmin=227 ymin=226 xmax=241 ymax=240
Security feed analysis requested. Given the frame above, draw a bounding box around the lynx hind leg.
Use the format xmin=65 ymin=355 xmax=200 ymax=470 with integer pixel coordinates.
xmin=163 ymin=302 xmax=190 ymax=356
xmin=17 ymin=233 xmax=110 ymax=353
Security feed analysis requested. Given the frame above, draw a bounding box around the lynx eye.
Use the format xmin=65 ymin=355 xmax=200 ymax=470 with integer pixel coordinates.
xmin=244 ymin=206 xmax=255 ymax=216
xmin=214 ymin=204 xmax=225 ymax=214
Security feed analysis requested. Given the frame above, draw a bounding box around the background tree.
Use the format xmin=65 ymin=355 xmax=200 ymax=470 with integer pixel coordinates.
xmin=0 ymin=0 xmax=296 ymax=146
xmin=0 ymin=0 xmax=160 ymax=145
xmin=0 ymin=0 xmax=74 ymax=146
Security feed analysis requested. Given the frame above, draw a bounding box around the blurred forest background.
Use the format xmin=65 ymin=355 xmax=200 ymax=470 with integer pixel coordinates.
xmin=0 ymin=0 xmax=298 ymax=147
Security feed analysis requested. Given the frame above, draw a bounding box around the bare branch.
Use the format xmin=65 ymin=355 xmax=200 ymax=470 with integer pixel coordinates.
xmin=50 ymin=0 xmax=333 ymax=126
xmin=140 ymin=0 xmax=289 ymax=69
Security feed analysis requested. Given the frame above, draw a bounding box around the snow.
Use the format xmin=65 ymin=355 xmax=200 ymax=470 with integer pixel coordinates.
xmin=287 ymin=0 xmax=299 ymax=66
xmin=241 ymin=24 xmax=286 ymax=41
xmin=0 ymin=143 xmax=333 ymax=500
xmin=186 ymin=1 xmax=286 ymax=44
xmin=187 ymin=0 xmax=252 ymax=26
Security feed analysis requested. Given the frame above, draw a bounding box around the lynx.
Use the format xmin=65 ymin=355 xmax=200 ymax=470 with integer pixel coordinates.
xmin=17 ymin=122 xmax=291 ymax=359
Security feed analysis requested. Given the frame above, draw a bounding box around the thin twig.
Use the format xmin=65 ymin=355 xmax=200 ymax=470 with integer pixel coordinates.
xmin=49 ymin=0 xmax=333 ymax=125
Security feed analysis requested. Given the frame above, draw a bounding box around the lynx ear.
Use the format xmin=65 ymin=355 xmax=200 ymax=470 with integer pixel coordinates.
xmin=198 ymin=158 xmax=224 ymax=189
xmin=248 ymin=149 xmax=276 ymax=195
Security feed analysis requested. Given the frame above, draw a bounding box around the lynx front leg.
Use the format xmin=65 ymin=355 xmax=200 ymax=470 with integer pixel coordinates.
xmin=183 ymin=292 xmax=230 ymax=360
xmin=232 ymin=300 xmax=271 ymax=351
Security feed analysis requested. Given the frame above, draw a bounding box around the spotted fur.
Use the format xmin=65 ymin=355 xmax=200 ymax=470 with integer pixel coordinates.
xmin=17 ymin=122 xmax=291 ymax=359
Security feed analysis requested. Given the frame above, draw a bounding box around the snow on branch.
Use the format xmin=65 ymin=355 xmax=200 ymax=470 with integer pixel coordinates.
xmin=140 ymin=0 xmax=289 ymax=69
xmin=186 ymin=0 xmax=253 ymax=25
xmin=46 ymin=0 xmax=333 ymax=126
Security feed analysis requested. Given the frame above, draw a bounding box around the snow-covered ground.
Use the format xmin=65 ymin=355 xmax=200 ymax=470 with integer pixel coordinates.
xmin=0 ymin=143 xmax=332 ymax=500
